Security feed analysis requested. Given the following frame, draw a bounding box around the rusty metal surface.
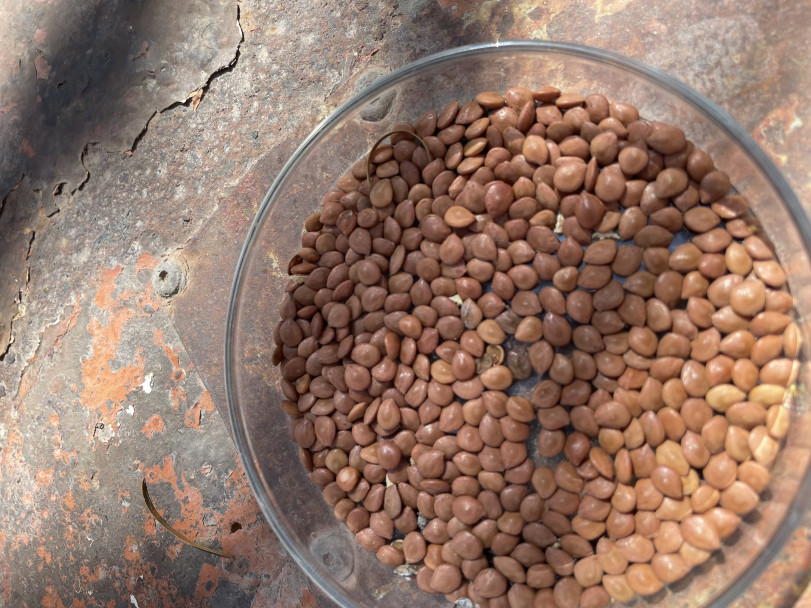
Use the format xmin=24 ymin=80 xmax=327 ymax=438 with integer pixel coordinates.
xmin=0 ymin=181 xmax=35 ymax=358
xmin=0 ymin=0 xmax=808 ymax=607
xmin=0 ymin=0 xmax=241 ymax=369
xmin=166 ymin=132 xmax=315 ymax=437
xmin=0 ymin=0 xmax=241 ymax=204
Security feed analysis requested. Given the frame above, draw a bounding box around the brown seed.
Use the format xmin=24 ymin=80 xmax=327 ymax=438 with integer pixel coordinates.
xmin=477 ymin=319 xmax=506 ymax=344
xmin=654 ymin=520 xmax=684 ymax=554
xmin=655 ymin=167 xmax=688 ymax=198
xmin=749 ymin=425 xmax=780 ymax=467
xmin=704 ymin=452 xmax=737 ymax=490
xmin=651 ymin=553 xmax=690 ymax=584
xmin=729 ymin=280 xmax=766 ymax=317
xmin=720 ymin=480 xmax=760 ymax=514
xmin=702 ymin=507 xmax=740 ymax=540
xmin=647 ymin=122 xmax=686 ymax=155
xmin=616 ymin=533 xmax=655 ymax=563
xmin=445 ymin=205 xmax=476 ymax=228
xmin=602 ymin=574 xmax=634 ymax=602
xmin=655 ymin=440 xmax=689 ymax=475
xmin=573 ymin=555 xmax=604 ymax=588
xmin=625 ymin=563 xmax=663 ymax=596
xmin=481 ymin=365 xmax=513 ymax=390
xmin=473 ymin=568 xmax=508 ymax=599
xmin=431 ymin=563 xmax=463 ymax=594
xmin=554 ymin=576 xmax=583 ymax=608
xmin=493 ymin=555 xmax=526 ymax=584
xmin=681 ymin=514 xmax=721 ymax=552
xmin=700 ymin=170 xmax=731 ymax=203
xmin=594 ymin=401 xmax=632 ymax=430
xmin=618 ymin=146 xmax=648 ymax=175
xmin=650 ymin=465 xmax=683 ymax=499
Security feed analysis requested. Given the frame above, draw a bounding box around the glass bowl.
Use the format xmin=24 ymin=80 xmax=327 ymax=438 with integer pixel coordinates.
xmin=226 ymin=41 xmax=811 ymax=608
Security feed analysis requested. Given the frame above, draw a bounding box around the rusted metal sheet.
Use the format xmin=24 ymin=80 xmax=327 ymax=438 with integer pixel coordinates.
xmin=166 ymin=130 xmax=311 ymax=436
xmin=0 ymin=0 xmax=241 ymax=211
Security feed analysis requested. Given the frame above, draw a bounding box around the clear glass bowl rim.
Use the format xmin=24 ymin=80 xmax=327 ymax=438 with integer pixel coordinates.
xmin=226 ymin=40 xmax=811 ymax=608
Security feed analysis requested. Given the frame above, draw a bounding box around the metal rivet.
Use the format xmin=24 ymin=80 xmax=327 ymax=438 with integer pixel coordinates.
xmin=153 ymin=256 xmax=187 ymax=298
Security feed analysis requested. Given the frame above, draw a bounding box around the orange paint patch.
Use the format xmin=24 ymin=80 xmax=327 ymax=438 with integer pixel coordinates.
xmin=154 ymin=328 xmax=184 ymax=381
xmin=142 ymin=414 xmax=165 ymax=437
xmin=199 ymin=391 xmax=215 ymax=412
xmin=185 ymin=392 xmax=215 ymax=428
xmin=79 ymin=509 xmax=102 ymax=531
xmin=143 ymin=511 xmax=157 ymax=537
xmin=41 ymin=586 xmax=67 ymax=608
xmin=35 ymin=469 xmax=54 ymax=489
xmin=93 ymin=266 xmax=124 ymax=309
xmin=192 ymin=563 xmax=222 ymax=603
xmin=80 ymin=266 xmax=146 ymax=439
xmin=143 ymin=456 xmax=231 ymax=556
xmin=36 ymin=545 xmax=52 ymax=571
xmin=9 ymin=531 xmax=32 ymax=551
xmin=170 ymin=386 xmax=186 ymax=412
xmin=144 ymin=455 xmax=178 ymax=487
xmin=135 ymin=251 xmax=160 ymax=275
xmin=80 ymin=314 xmax=144 ymax=437
xmin=299 ymin=589 xmax=318 ymax=608
xmin=75 ymin=472 xmax=97 ymax=492
xmin=184 ymin=402 xmax=202 ymax=428
xmin=78 ymin=564 xmax=103 ymax=585
xmin=123 ymin=535 xmax=141 ymax=561
xmin=61 ymin=491 xmax=75 ymax=512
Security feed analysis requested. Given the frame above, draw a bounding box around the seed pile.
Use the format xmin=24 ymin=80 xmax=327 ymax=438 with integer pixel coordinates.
xmin=272 ymin=86 xmax=800 ymax=608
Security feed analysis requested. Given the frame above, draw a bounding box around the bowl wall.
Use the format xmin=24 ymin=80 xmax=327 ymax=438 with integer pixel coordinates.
xmin=227 ymin=42 xmax=811 ymax=608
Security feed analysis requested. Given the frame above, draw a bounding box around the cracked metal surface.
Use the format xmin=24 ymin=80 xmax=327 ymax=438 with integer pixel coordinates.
xmin=0 ymin=0 xmax=809 ymax=607
xmin=0 ymin=0 xmax=241 ymax=206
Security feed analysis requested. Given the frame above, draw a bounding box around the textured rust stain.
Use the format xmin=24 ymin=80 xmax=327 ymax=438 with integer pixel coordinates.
xmin=47 ymin=413 xmax=77 ymax=465
xmin=40 ymin=586 xmax=67 ymax=608
xmin=142 ymin=414 xmax=165 ymax=437
xmin=185 ymin=392 xmax=215 ymax=429
xmin=593 ymin=0 xmax=634 ymax=22
xmin=299 ymin=589 xmax=319 ymax=608
xmin=751 ymin=94 xmax=803 ymax=167
xmin=192 ymin=563 xmax=221 ymax=603
xmin=155 ymin=328 xmax=185 ymax=382
xmin=80 ymin=266 xmax=146 ymax=440
xmin=19 ymin=300 xmax=82 ymax=400
xmin=135 ymin=251 xmax=160 ymax=276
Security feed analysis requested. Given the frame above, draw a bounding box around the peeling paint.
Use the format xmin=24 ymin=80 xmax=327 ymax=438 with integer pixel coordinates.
xmin=142 ymin=414 xmax=165 ymax=437
xmin=141 ymin=373 xmax=153 ymax=394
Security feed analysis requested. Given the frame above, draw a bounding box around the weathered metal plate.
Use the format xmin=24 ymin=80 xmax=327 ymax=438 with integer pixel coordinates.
xmin=0 ymin=0 xmax=241 ymax=210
